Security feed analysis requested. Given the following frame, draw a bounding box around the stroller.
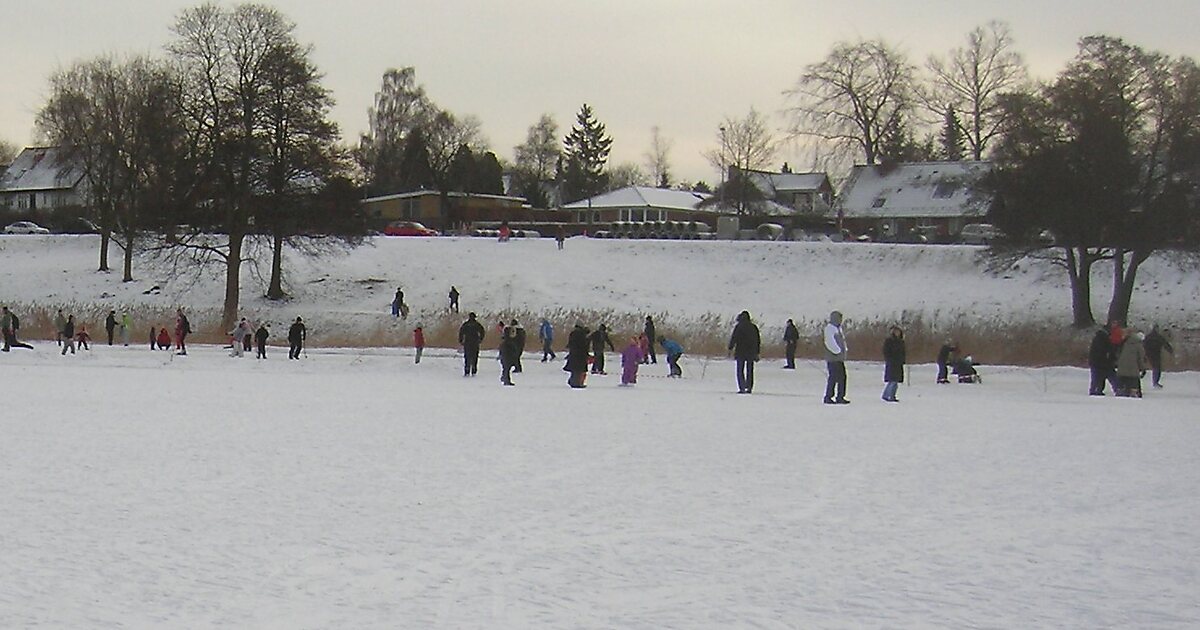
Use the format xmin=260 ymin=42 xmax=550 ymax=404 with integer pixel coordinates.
xmin=953 ymin=355 xmax=982 ymax=383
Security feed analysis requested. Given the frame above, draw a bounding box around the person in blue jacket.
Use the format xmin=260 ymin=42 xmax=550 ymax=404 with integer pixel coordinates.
xmin=538 ymin=318 xmax=555 ymax=362
xmin=659 ymin=336 xmax=683 ymax=378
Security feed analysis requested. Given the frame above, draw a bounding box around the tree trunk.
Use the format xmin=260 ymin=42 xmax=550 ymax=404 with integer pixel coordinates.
xmin=221 ymin=232 xmax=244 ymax=333
xmin=99 ymin=229 xmax=111 ymax=272
xmin=1067 ymin=246 xmax=1096 ymax=328
xmin=1107 ymin=248 xmax=1147 ymax=326
xmin=122 ymin=231 xmax=135 ymax=282
xmin=267 ymin=231 xmax=286 ymax=300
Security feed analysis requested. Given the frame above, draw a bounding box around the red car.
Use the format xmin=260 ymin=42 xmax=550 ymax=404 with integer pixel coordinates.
xmin=383 ymin=221 xmax=439 ymax=237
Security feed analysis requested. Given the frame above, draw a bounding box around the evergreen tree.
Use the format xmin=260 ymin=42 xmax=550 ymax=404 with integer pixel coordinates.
xmin=561 ymin=104 xmax=612 ymax=204
xmin=941 ymin=105 xmax=966 ymax=161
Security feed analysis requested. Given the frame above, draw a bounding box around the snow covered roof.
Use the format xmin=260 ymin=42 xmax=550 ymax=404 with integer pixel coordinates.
xmin=745 ymin=170 xmax=830 ymax=196
xmin=838 ymin=161 xmax=991 ymax=219
xmin=362 ymin=190 xmax=526 ymax=204
xmin=562 ymin=186 xmax=710 ymax=212
xmin=0 ymin=147 xmax=85 ymax=193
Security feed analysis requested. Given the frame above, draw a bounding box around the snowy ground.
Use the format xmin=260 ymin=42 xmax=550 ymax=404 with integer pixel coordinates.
xmin=3 ymin=344 xmax=1198 ymax=628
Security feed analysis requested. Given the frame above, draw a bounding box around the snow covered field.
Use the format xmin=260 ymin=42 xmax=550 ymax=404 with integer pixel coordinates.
xmin=3 ymin=344 xmax=1198 ymax=628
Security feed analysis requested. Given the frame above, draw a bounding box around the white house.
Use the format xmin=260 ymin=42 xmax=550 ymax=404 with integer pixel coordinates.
xmin=837 ymin=161 xmax=991 ymax=241
xmin=0 ymin=147 xmax=88 ymax=214
xmin=562 ymin=186 xmax=711 ymax=225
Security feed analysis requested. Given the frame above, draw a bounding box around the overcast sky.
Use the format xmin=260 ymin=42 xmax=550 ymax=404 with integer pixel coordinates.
xmin=2 ymin=1 xmax=1197 ymax=183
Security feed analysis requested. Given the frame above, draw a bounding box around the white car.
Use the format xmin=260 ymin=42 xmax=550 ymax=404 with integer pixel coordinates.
xmin=959 ymin=223 xmax=1002 ymax=245
xmin=3 ymin=221 xmax=51 ymax=234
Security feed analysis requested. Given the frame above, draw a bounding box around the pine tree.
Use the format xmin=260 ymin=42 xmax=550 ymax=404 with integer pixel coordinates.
xmin=941 ymin=105 xmax=966 ymax=161
xmin=562 ymin=104 xmax=613 ymax=204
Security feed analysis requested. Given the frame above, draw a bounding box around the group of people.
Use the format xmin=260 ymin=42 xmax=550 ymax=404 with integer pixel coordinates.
xmin=226 ymin=316 xmax=308 ymax=360
xmin=1089 ymin=321 xmax=1173 ymax=397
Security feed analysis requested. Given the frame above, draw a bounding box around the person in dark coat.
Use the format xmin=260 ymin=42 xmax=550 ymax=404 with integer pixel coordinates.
xmin=448 ymin=286 xmax=460 ymax=313
xmin=1142 ymin=326 xmax=1174 ymax=389
xmin=643 ymin=316 xmax=657 ymax=364
xmin=782 ymin=319 xmax=799 ymax=369
xmin=458 ymin=312 xmax=486 ymax=376
xmin=881 ymin=326 xmax=906 ymax=402
xmin=288 ymin=317 xmax=306 ymax=359
xmin=728 ymin=310 xmax=761 ymax=393
xmin=499 ymin=324 xmax=520 ymax=386
xmin=61 ymin=315 xmax=77 ymax=355
xmin=936 ymin=341 xmax=957 ymax=384
xmin=511 ymin=319 xmax=527 ymax=373
xmin=1088 ymin=326 xmax=1116 ymax=395
xmin=105 ymin=310 xmax=117 ymax=346
xmin=589 ymin=324 xmax=616 ymax=375
xmin=564 ymin=323 xmax=591 ymax=388
xmin=255 ymin=323 xmax=269 ymax=359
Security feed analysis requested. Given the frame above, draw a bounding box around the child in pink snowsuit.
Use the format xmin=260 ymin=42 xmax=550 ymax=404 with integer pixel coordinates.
xmin=621 ymin=336 xmax=644 ymax=385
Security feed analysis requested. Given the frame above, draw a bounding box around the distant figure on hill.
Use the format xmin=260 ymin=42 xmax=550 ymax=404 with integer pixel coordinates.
xmin=458 ymin=312 xmax=486 ymax=376
xmin=782 ymin=318 xmax=799 ymax=369
xmin=538 ymin=318 xmax=556 ymax=362
xmin=621 ymin=336 xmax=643 ymax=386
xmin=105 ymin=310 xmax=117 ymax=345
xmin=288 ymin=317 xmax=307 ymax=360
xmin=392 ymin=288 xmax=407 ymax=319
xmin=589 ymin=324 xmax=615 ymax=375
xmin=659 ymin=336 xmax=683 ymax=378
xmin=728 ymin=311 xmax=761 ymax=394
xmin=1143 ymin=326 xmax=1174 ymax=389
xmin=413 ymin=324 xmax=425 ymax=364
xmin=823 ymin=311 xmax=849 ymax=404
xmin=448 ymin=286 xmax=460 ymax=313
xmin=881 ymin=326 xmax=906 ymax=403
xmin=556 ymin=225 xmax=566 ymax=250
xmin=564 ymin=323 xmax=591 ymax=388
xmin=643 ymin=316 xmax=657 ymax=364
xmin=936 ymin=341 xmax=958 ymax=384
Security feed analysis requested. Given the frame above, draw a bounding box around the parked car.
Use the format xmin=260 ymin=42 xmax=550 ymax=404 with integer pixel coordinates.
xmin=4 ymin=221 xmax=50 ymax=234
xmin=383 ymin=221 xmax=439 ymax=237
xmin=52 ymin=217 xmax=101 ymax=234
xmin=959 ymin=223 xmax=1002 ymax=245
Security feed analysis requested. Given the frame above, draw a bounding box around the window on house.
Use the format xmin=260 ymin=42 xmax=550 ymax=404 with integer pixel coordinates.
xmin=871 ymin=197 xmax=886 ymax=208
xmin=932 ymin=182 xmax=958 ymax=199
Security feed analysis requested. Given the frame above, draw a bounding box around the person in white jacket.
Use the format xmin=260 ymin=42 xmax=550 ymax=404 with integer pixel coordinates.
xmin=229 ymin=318 xmax=250 ymax=357
xmin=823 ymin=310 xmax=849 ymax=404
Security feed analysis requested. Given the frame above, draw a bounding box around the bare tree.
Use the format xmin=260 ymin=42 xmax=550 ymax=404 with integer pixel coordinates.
xmin=704 ymin=108 xmax=778 ymax=213
xmin=357 ymin=67 xmax=436 ymax=195
xmin=512 ymin=114 xmax=560 ymax=207
xmin=925 ymin=21 xmax=1028 ymax=161
xmin=784 ymin=39 xmax=917 ymax=166
xmin=607 ymin=162 xmax=649 ymax=190
xmin=643 ymin=126 xmax=673 ymax=188
xmin=0 ymin=139 xmax=18 ymax=164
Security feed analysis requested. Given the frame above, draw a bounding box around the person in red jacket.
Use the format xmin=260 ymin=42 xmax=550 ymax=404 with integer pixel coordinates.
xmin=413 ymin=324 xmax=425 ymax=364
xmin=156 ymin=327 xmax=172 ymax=350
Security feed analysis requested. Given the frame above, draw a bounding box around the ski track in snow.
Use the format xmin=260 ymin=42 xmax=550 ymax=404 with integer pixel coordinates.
xmin=2 ymin=345 xmax=1198 ymax=628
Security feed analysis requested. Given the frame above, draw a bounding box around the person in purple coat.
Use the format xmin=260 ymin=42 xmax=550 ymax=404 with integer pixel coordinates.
xmin=620 ymin=336 xmax=644 ymax=386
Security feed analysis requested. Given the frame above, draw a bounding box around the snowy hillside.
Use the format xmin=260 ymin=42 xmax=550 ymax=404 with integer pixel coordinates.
xmin=2 ymin=234 xmax=1197 ymax=350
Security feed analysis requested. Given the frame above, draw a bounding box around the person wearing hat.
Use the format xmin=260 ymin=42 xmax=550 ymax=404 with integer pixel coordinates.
xmin=288 ymin=317 xmax=307 ymax=359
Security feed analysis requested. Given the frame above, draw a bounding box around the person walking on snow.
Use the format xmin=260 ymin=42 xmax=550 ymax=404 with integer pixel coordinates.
xmin=499 ymin=323 xmax=520 ymax=386
xmin=229 ymin=318 xmax=250 ymax=357
xmin=288 ymin=317 xmax=307 ymax=359
xmin=392 ymin=288 xmax=407 ymax=319
xmin=728 ymin=311 xmax=761 ymax=394
xmin=413 ymin=324 xmax=425 ymax=364
xmin=564 ymin=323 xmax=591 ymax=388
xmin=76 ymin=325 xmax=91 ymax=350
xmin=120 ymin=312 xmax=131 ymax=346
xmin=448 ymin=286 xmax=459 ymax=313
xmin=643 ymin=316 xmax=657 ymax=364
xmin=105 ymin=310 xmax=117 ymax=345
xmin=511 ymin=319 xmax=526 ymax=373
xmin=1143 ymin=326 xmax=1174 ymax=389
xmin=620 ymin=336 xmax=644 ymax=385
xmin=659 ymin=337 xmax=684 ymax=378
xmin=1088 ymin=325 xmax=1116 ymax=395
xmin=61 ymin=315 xmax=77 ymax=355
xmin=824 ymin=311 xmax=850 ymax=404
xmin=1115 ymin=330 xmax=1147 ymax=397
xmin=589 ymin=324 xmax=615 ymax=375
xmin=149 ymin=325 xmax=157 ymax=350
xmin=255 ymin=323 xmax=269 ymax=359
xmin=175 ymin=309 xmax=191 ymax=355
xmin=458 ymin=312 xmax=486 ymax=376
xmin=881 ymin=326 xmax=906 ymax=402
xmin=783 ymin=318 xmax=799 ymax=369
xmin=54 ymin=310 xmax=66 ymax=346
xmin=538 ymin=318 xmax=556 ymax=362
